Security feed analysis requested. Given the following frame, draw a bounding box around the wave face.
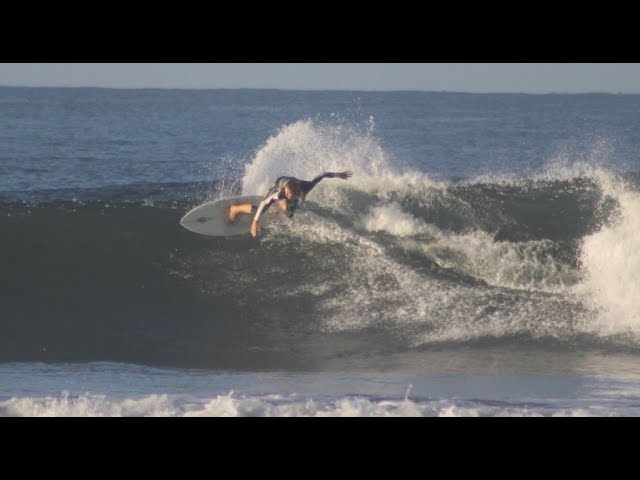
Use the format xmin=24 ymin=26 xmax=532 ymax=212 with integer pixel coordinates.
xmin=3 ymin=117 xmax=640 ymax=370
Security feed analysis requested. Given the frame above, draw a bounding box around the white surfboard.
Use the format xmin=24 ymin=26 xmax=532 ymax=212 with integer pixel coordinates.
xmin=180 ymin=195 xmax=283 ymax=237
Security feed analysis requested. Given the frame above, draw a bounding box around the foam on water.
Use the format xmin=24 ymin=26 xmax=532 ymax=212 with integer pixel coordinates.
xmin=357 ymin=202 xmax=436 ymax=237
xmin=358 ymin=201 xmax=576 ymax=293
xmin=273 ymin=212 xmax=577 ymax=347
xmin=533 ymin=158 xmax=640 ymax=338
xmin=576 ymin=175 xmax=640 ymax=336
xmin=0 ymin=391 xmax=633 ymax=417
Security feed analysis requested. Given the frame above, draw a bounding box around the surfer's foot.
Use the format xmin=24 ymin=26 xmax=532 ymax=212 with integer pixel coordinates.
xmin=228 ymin=205 xmax=238 ymax=224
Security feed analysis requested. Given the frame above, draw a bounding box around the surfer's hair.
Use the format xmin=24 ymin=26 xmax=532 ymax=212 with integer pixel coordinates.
xmin=285 ymin=183 xmax=302 ymax=196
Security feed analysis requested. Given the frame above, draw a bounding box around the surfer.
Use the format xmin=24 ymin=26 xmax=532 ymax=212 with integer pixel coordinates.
xmin=229 ymin=171 xmax=353 ymax=237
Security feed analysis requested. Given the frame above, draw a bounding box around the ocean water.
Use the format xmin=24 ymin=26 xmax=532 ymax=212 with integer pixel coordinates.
xmin=2 ymin=86 xmax=640 ymax=417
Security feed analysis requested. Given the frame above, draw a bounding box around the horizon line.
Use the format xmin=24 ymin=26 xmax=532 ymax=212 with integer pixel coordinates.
xmin=1 ymin=84 xmax=637 ymax=95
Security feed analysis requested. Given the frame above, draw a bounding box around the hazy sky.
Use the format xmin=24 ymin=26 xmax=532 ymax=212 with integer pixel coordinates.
xmin=1 ymin=63 xmax=639 ymax=93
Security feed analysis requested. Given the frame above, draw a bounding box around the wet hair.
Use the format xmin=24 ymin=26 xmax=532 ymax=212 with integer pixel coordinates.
xmin=285 ymin=183 xmax=302 ymax=197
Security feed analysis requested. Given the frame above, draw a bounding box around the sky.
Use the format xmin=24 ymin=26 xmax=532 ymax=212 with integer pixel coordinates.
xmin=0 ymin=63 xmax=639 ymax=93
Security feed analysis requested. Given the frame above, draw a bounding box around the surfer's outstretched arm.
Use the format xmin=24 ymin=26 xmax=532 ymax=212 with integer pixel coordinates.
xmin=308 ymin=171 xmax=353 ymax=189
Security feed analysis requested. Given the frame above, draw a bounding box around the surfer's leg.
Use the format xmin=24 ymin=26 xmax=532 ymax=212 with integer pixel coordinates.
xmin=228 ymin=203 xmax=257 ymax=223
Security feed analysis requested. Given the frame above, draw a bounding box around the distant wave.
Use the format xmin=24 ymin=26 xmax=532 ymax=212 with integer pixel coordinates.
xmin=0 ymin=390 xmax=622 ymax=417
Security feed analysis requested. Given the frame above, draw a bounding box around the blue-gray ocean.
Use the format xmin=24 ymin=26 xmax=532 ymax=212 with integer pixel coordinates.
xmin=2 ymin=86 xmax=640 ymax=417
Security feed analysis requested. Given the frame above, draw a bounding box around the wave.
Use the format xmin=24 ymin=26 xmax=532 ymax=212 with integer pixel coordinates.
xmin=3 ymin=118 xmax=640 ymax=367
xmin=0 ymin=172 xmax=635 ymax=363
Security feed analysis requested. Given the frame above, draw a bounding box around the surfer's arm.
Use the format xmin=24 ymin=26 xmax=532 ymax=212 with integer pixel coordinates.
xmin=253 ymin=191 xmax=282 ymax=223
xmin=308 ymin=171 xmax=353 ymax=189
xmin=251 ymin=189 xmax=283 ymax=237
